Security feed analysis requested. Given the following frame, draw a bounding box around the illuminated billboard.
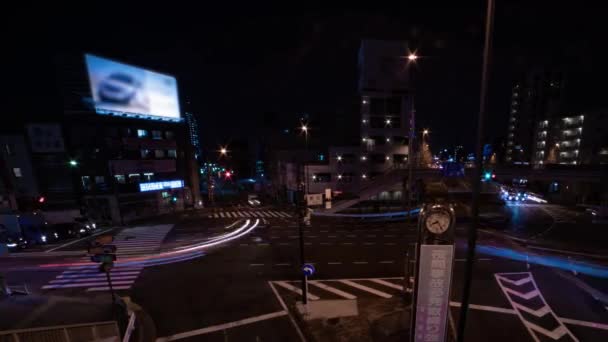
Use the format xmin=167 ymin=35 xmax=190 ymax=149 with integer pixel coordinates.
xmin=85 ymin=54 xmax=181 ymax=122
xmin=139 ymin=180 xmax=184 ymax=192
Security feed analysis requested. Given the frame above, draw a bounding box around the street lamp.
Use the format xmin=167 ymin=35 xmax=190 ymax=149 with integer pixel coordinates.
xmin=422 ymin=129 xmax=430 ymax=135
xmin=407 ymin=53 xmax=418 ymax=61
xmin=219 ymin=147 xmax=228 ymax=156
xmin=68 ymin=159 xmax=78 ymax=167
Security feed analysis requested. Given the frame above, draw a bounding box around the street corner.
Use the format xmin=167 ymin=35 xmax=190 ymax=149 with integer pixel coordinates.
xmin=269 ymin=278 xmax=413 ymax=341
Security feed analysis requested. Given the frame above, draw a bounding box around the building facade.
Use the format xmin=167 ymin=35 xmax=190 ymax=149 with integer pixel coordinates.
xmin=184 ymin=111 xmax=202 ymax=160
xmin=506 ymin=68 xmax=566 ymax=164
xmin=532 ymin=110 xmax=608 ymax=166
xmin=302 ymin=40 xmax=412 ymax=197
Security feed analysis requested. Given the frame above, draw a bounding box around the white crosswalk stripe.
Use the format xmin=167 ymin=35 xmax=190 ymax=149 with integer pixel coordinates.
xmin=206 ymin=210 xmax=292 ymax=219
xmin=42 ymin=265 xmax=144 ymax=292
xmin=272 ymin=277 xmax=405 ymax=300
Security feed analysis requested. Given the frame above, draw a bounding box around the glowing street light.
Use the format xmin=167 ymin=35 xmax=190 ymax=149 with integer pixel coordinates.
xmin=219 ymin=147 xmax=228 ymax=156
xmin=68 ymin=159 xmax=78 ymax=167
xmin=423 ymin=129 xmax=430 ymax=135
xmin=408 ymin=53 xmax=418 ymax=61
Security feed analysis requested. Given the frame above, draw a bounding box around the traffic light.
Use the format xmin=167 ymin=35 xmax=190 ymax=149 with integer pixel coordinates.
xmin=171 ymin=196 xmax=178 ymax=203
xmin=484 ymin=172 xmax=492 ymax=181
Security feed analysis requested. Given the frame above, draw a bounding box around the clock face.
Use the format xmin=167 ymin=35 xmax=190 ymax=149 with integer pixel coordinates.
xmin=425 ymin=211 xmax=451 ymax=234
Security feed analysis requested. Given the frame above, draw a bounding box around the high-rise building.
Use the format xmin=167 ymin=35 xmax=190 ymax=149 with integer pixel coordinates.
xmin=184 ymin=112 xmax=202 ymax=160
xmin=283 ymin=40 xmax=412 ymax=198
xmin=532 ymin=110 xmax=608 ymax=165
xmin=506 ymin=68 xmax=565 ymax=164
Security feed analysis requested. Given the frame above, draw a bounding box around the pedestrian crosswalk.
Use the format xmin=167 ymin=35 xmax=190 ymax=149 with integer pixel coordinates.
xmin=208 ymin=210 xmax=292 ymax=219
xmin=271 ymin=277 xmax=412 ymax=301
xmin=42 ymin=264 xmax=143 ymax=292
xmin=111 ymin=224 xmax=173 ymax=257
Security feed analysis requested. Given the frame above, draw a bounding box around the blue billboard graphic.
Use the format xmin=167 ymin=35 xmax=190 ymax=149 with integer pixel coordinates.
xmin=85 ymin=54 xmax=181 ymax=121
xmin=139 ymin=180 xmax=184 ymax=192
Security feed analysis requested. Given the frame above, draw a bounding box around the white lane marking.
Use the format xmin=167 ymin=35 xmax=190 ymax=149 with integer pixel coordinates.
xmin=42 ymin=280 xmax=135 ymax=289
xmin=46 ymin=228 xmax=113 ymax=252
xmin=87 ymin=286 xmax=131 ymax=292
xmin=213 ymin=213 xmax=219 ymax=218
xmin=250 ymin=264 xmax=264 ymax=267
xmin=338 ymin=280 xmax=392 ymax=298
xmin=258 ymin=243 xmax=270 ymax=246
xmin=328 ymin=262 xmax=342 ymax=265
xmin=384 ymin=242 xmax=396 ymax=246
xmin=353 ymin=261 xmax=368 ymax=264
xmin=279 ymin=243 xmax=290 ymax=246
xmin=237 ymin=212 xmax=246 ymax=217
xmin=270 ymin=236 xmax=280 ymax=239
xmin=157 ymin=310 xmax=288 ymax=341
xmin=274 ymin=281 xmax=319 ymax=300
xmin=56 ymin=271 xmax=140 ymax=279
xmin=268 ymin=282 xmax=306 ymax=342
xmin=379 ymin=260 xmax=395 ymax=264
xmin=366 ymin=234 xmax=376 ymax=237
xmin=50 ymin=276 xmax=137 ymax=283
xmin=309 ymin=280 xmax=357 ymax=299
xmin=328 ymin=235 xmax=337 ymax=238
xmin=369 ymin=278 xmax=403 ymax=291
xmin=219 ymin=212 xmax=225 ymax=218
xmin=384 ymin=235 xmax=396 ymax=238
xmin=341 ymin=243 xmax=353 ymax=245
xmin=308 ymin=235 xmax=318 ymax=238
xmin=346 ymin=235 xmax=357 ymax=238
xmin=363 ymin=242 xmax=375 ymax=245
xmin=283 ymin=212 xmax=292 ymax=218
xmin=275 ymin=263 xmax=291 ymax=266
xmin=560 ymin=317 xmax=608 ymax=331
xmin=320 ymin=230 xmax=328 ymax=233
xmin=288 ymin=235 xmax=298 ymax=239
xmin=304 ymin=242 xmax=312 ymax=246
xmin=524 ymin=322 xmax=570 ymax=340
xmin=449 ymin=301 xmax=608 ymax=331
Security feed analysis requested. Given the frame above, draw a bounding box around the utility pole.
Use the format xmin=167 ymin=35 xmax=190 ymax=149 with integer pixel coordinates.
xmin=406 ymin=53 xmax=417 ymax=223
xmin=457 ymin=0 xmax=495 ymax=341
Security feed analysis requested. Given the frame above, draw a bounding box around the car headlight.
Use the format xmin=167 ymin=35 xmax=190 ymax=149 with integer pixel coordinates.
xmin=41 ymin=235 xmax=47 ymax=242
xmin=7 ymin=243 xmax=17 ymax=247
xmin=54 ymin=232 xmax=59 ymax=238
xmin=91 ymin=223 xmax=96 ymax=229
xmin=85 ymin=224 xmax=90 ymax=229
xmin=79 ymin=229 xmax=86 ymax=233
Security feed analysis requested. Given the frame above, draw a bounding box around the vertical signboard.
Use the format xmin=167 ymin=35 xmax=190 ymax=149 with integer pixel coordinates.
xmin=414 ymin=244 xmax=454 ymax=342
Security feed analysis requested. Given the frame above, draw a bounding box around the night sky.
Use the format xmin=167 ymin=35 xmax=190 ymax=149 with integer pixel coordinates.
xmin=5 ymin=4 xmax=608 ymax=153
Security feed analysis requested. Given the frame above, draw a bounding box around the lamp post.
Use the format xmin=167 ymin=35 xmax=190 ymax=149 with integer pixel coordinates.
xmin=297 ymin=122 xmax=309 ymax=304
xmin=406 ymin=52 xmax=418 ymax=224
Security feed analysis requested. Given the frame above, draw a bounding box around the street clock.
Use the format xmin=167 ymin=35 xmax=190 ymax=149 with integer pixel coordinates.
xmin=420 ymin=204 xmax=455 ymax=237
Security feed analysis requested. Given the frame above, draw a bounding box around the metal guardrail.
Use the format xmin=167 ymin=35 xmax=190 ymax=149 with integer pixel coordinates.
xmin=0 ymin=321 xmax=120 ymax=342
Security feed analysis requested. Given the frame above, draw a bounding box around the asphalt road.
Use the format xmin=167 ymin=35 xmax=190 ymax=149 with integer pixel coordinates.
xmin=2 ymin=204 xmax=608 ymax=341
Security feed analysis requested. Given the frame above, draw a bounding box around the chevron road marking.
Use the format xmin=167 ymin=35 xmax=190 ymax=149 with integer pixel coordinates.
xmin=495 ymin=272 xmax=579 ymax=341
xmin=308 ymin=280 xmax=356 ymax=299
xmin=274 ymin=281 xmax=320 ymax=301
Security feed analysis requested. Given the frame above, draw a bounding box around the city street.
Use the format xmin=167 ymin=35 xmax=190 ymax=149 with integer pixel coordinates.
xmin=2 ymin=204 xmax=607 ymax=341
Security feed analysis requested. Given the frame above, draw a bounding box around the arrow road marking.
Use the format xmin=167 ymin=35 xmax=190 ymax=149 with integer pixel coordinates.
xmin=524 ymin=321 xmax=569 ymax=340
xmin=495 ymin=272 xmax=579 ymax=342
xmin=496 ymin=274 xmax=532 ymax=286
xmin=503 ymin=288 xmax=540 ymax=300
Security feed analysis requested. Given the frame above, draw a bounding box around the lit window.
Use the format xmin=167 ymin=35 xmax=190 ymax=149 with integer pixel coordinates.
xmin=137 ymin=129 xmax=148 ymax=138
xmin=385 ymin=118 xmax=392 ymax=125
xmin=141 ymin=149 xmax=151 ymax=158
xmin=12 ymin=168 xmax=22 ymax=178
xmin=167 ymin=149 xmax=177 ymax=158
xmin=155 ymin=150 xmax=165 ymax=158
xmin=95 ymin=176 xmax=105 ymax=184
xmin=165 ymin=131 xmax=175 ymax=139
xmin=114 ymin=175 xmax=126 ymax=184
xmin=152 ymin=130 xmax=163 ymax=140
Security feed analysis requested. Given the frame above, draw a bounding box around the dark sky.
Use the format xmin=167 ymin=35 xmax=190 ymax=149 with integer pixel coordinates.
xmin=5 ymin=3 xmax=608 ymax=153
